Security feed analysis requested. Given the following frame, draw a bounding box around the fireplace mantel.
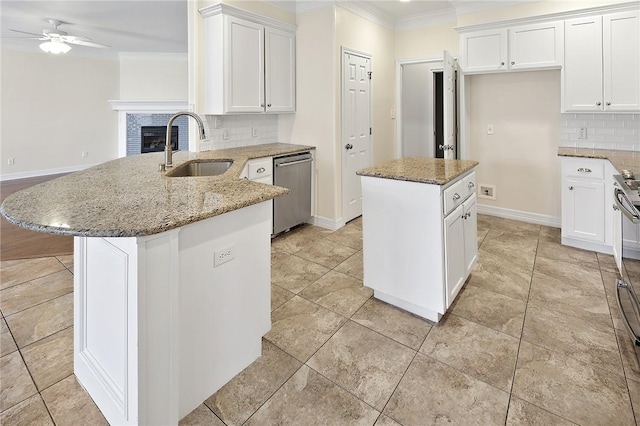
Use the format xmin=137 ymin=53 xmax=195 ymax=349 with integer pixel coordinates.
xmin=109 ymin=100 xmax=189 ymax=157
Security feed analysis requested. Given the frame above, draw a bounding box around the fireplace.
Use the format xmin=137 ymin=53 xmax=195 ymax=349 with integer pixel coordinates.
xmin=141 ymin=126 xmax=178 ymax=153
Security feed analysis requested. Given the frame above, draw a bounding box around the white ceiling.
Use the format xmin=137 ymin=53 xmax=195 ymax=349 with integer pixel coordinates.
xmin=0 ymin=0 xmax=535 ymax=59
xmin=0 ymin=1 xmax=188 ymax=59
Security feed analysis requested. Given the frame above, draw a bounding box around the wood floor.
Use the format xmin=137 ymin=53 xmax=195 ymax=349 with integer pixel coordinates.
xmin=1 ymin=174 xmax=73 ymax=261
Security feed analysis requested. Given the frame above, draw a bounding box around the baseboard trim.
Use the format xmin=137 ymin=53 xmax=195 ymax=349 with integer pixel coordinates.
xmin=477 ymin=204 xmax=561 ymax=228
xmin=309 ymin=216 xmax=346 ymax=231
xmin=1 ymin=164 xmax=95 ymax=182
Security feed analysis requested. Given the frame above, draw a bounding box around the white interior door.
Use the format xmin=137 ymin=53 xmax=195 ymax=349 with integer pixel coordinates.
xmin=342 ymin=51 xmax=372 ymax=223
xmin=443 ymin=50 xmax=457 ymax=159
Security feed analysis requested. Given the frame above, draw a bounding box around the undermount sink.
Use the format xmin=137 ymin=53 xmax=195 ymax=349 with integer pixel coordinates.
xmin=166 ymin=160 xmax=233 ymax=177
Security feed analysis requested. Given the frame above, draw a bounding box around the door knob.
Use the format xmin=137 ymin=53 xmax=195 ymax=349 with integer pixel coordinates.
xmin=345 ymin=144 xmax=353 ymax=150
xmin=511 ymin=61 xmax=515 ymax=65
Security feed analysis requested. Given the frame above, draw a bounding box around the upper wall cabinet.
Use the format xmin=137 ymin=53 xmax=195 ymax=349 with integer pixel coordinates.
xmin=563 ymin=10 xmax=640 ymax=112
xmin=200 ymin=4 xmax=296 ymax=115
xmin=459 ymin=21 xmax=563 ymax=73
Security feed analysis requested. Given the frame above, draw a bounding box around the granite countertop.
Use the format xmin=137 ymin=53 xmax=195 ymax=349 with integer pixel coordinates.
xmin=0 ymin=143 xmax=314 ymax=237
xmin=558 ymin=147 xmax=640 ymax=173
xmin=356 ymin=157 xmax=479 ymax=185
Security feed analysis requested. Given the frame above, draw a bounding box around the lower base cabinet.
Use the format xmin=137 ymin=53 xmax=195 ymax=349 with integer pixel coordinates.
xmin=361 ymin=169 xmax=478 ymax=322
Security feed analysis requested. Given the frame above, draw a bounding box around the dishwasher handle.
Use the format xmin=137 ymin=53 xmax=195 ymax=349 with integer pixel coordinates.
xmin=615 ymin=188 xmax=640 ymax=223
xmin=275 ymin=158 xmax=313 ymax=168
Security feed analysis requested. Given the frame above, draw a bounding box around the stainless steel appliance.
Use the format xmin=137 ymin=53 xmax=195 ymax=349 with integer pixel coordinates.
xmin=273 ymin=152 xmax=312 ymax=235
xmin=613 ymin=174 xmax=640 ymax=360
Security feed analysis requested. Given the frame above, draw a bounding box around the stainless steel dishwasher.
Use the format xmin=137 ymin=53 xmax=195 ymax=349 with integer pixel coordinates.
xmin=273 ymin=152 xmax=312 ymax=234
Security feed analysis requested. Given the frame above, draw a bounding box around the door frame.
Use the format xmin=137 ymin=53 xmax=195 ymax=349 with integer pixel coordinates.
xmin=341 ymin=46 xmax=373 ymax=224
xmin=395 ymin=55 xmax=470 ymax=160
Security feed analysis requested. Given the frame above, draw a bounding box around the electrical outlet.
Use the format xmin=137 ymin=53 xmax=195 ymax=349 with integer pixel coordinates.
xmin=7 ymin=157 xmax=15 ymax=165
xmin=222 ymin=129 xmax=229 ymax=140
xmin=81 ymin=151 xmax=88 ymax=158
xmin=252 ymin=127 xmax=258 ymax=138
xmin=486 ymin=124 xmax=494 ymax=135
xmin=214 ymin=246 xmax=235 ymax=267
xmin=578 ymin=127 xmax=587 ymax=139
xmin=478 ymin=184 xmax=496 ymax=200
xmin=213 ymin=116 xmax=221 ymax=129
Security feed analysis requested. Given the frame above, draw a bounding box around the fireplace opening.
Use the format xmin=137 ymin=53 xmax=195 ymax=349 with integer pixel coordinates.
xmin=141 ymin=126 xmax=178 ymax=153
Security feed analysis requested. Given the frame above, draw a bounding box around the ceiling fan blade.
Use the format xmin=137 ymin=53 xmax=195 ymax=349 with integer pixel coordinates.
xmin=2 ymin=36 xmax=45 ymax=40
xmin=63 ymin=37 xmax=110 ymax=49
xmin=9 ymin=29 xmax=44 ymax=37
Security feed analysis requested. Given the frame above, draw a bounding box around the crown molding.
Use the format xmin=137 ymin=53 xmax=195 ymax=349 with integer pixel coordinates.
xmin=396 ymin=8 xmax=457 ymax=31
xmin=296 ymin=1 xmax=334 ymax=14
xmin=456 ymin=1 xmax=640 ymax=32
xmin=118 ymin=52 xmax=187 ymax=62
xmin=199 ymin=2 xmax=297 ymax=32
xmin=336 ymin=0 xmax=395 ymax=29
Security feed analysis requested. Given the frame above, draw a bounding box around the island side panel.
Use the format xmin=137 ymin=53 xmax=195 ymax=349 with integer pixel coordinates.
xmin=177 ymin=201 xmax=271 ymax=418
xmin=361 ymin=176 xmax=446 ymax=321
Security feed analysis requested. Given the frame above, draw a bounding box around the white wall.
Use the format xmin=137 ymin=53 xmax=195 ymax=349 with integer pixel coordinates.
xmin=468 ymin=70 xmax=562 ymax=221
xmin=1 ymin=49 xmax=120 ymax=178
xmin=278 ymin=6 xmax=338 ymax=221
xmin=119 ymin=53 xmax=188 ymax=100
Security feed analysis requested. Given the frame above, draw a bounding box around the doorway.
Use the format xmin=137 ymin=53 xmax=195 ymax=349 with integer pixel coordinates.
xmin=341 ymin=48 xmax=372 ymax=224
xmin=398 ymin=53 xmax=458 ymax=159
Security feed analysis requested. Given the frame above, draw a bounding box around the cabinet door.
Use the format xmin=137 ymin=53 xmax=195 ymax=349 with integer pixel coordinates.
xmin=225 ymin=16 xmax=264 ymax=113
xmin=562 ymin=178 xmax=606 ymax=243
xmin=603 ymin=11 xmax=640 ymax=112
xmin=265 ymin=27 xmax=295 ymax=113
xmin=463 ymin=194 xmax=478 ymax=276
xmin=509 ymin=21 xmax=564 ymax=70
xmin=563 ymin=16 xmax=603 ymax=112
xmin=444 ymin=204 xmax=466 ymax=308
xmin=460 ymin=29 xmax=507 ymax=73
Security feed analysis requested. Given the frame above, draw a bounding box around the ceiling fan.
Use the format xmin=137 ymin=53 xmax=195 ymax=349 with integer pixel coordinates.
xmin=7 ymin=18 xmax=110 ymax=54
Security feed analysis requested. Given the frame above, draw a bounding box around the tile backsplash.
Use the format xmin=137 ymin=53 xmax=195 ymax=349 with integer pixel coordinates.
xmin=559 ymin=113 xmax=639 ymax=151
xmin=199 ymin=115 xmax=278 ymax=151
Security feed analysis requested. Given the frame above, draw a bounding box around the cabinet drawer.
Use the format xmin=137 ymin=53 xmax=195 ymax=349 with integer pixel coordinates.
xmin=248 ymin=158 xmax=273 ymax=179
xmin=443 ymin=179 xmax=466 ymax=215
xmin=562 ymin=159 xmax=605 ymax=180
xmin=462 ymin=172 xmax=477 ymax=198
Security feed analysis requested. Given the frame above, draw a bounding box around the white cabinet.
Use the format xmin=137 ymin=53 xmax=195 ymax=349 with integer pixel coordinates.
xmin=361 ymin=168 xmax=478 ymax=323
xmin=444 ymin=193 xmax=477 ymax=307
xmin=201 ymin=5 xmax=296 ymax=114
xmin=241 ymin=157 xmax=273 ymax=184
xmin=561 ymin=157 xmax=615 ymax=253
xmin=563 ymin=10 xmax=640 ymax=112
xmin=459 ymin=21 xmax=563 ymax=73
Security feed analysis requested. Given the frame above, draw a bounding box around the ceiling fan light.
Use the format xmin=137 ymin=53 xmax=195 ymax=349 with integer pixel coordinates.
xmin=39 ymin=40 xmax=71 ymax=54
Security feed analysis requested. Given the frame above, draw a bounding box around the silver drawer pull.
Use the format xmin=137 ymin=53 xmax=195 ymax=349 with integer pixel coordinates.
xmin=256 ymin=167 xmax=266 ymax=174
xmin=577 ymin=168 xmax=592 ymax=173
xmin=468 ymin=182 xmax=475 ymax=189
xmin=453 ymin=193 xmax=461 ymax=200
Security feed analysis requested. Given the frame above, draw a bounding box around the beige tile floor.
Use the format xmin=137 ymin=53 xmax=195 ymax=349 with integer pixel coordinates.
xmin=2 ymin=215 xmax=640 ymax=425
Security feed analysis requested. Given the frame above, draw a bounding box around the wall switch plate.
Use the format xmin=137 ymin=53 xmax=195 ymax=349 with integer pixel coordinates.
xmin=578 ymin=127 xmax=587 ymax=139
xmin=82 ymin=151 xmax=88 ymax=158
xmin=486 ymin=124 xmax=494 ymax=135
xmin=222 ymin=129 xmax=229 ymax=140
xmin=478 ymin=184 xmax=497 ymax=200
xmin=214 ymin=246 xmax=235 ymax=267
xmin=7 ymin=157 xmax=14 ymax=165
xmin=390 ymin=109 xmax=396 ymax=119
xmin=252 ymin=127 xmax=258 ymax=138
xmin=213 ymin=117 xmax=221 ymax=129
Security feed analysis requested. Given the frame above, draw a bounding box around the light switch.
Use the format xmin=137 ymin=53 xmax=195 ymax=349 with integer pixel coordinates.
xmin=486 ymin=124 xmax=494 ymax=135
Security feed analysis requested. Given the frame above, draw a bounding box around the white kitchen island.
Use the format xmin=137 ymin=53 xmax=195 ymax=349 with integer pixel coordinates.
xmin=0 ymin=144 xmax=314 ymax=425
xmin=358 ymin=157 xmax=479 ymax=323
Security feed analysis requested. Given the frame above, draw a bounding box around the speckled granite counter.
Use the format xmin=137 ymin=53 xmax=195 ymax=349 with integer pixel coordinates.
xmin=558 ymin=147 xmax=640 ymax=173
xmin=356 ymin=157 xmax=479 ymax=185
xmin=0 ymin=143 xmax=314 ymax=237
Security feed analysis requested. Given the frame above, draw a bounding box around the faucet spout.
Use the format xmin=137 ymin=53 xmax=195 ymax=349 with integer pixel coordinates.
xmin=164 ymin=112 xmax=207 ymax=168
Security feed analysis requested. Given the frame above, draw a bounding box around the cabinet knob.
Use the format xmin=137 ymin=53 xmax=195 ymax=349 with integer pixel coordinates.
xmin=511 ymin=61 xmax=515 ymax=65
xmin=606 ymin=102 xmax=611 ymax=106
xmin=261 ymin=103 xmax=265 ymax=107
xmin=614 ymin=204 xmax=620 ymax=211
xmin=267 ymin=103 xmax=272 ymax=108
xmin=453 ymin=193 xmax=461 ymax=200
xmin=468 ymin=182 xmax=475 ymax=189
xmin=569 ymin=186 xmax=574 ymax=190
xmin=345 ymin=143 xmax=353 ymax=150
xmin=596 ymin=101 xmax=602 ymax=106
xmin=500 ymin=61 xmax=505 ymax=66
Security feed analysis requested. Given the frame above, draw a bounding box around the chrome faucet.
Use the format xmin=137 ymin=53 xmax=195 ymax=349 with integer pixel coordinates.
xmin=164 ymin=112 xmax=207 ymax=168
